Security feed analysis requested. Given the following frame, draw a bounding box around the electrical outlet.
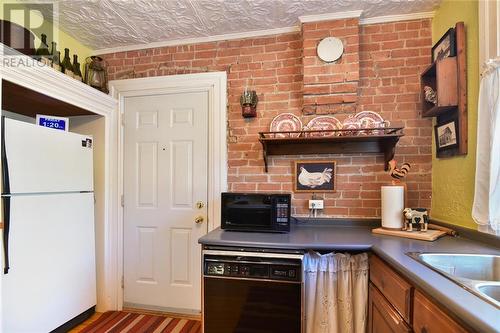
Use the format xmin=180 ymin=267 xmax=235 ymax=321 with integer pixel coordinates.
xmin=308 ymin=199 xmax=324 ymax=209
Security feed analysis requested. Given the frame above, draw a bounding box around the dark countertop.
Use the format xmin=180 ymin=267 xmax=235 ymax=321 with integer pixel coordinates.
xmin=199 ymin=224 xmax=500 ymax=333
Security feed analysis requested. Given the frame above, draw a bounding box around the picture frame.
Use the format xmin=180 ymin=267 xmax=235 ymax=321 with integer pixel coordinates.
xmin=432 ymin=28 xmax=456 ymax=62
xmin=294 ymin=160 xmax=336 ymax=192
xmin=434 ymin=119 xmax=459 ymax=152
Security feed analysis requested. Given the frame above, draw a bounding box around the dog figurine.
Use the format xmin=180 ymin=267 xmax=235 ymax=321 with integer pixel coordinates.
xmin=403 ymin=208 xmax=429 ymax=231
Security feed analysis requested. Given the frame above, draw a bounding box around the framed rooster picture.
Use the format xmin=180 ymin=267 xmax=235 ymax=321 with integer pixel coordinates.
xmin=294 ymin=160 xmax=336 ymax=192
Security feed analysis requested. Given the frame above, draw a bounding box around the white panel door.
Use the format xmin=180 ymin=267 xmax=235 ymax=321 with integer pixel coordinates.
xmin=123 ymin=90 xmax=208 ymax=313
xmin=2 ymin=193 xmax=96 ymax=333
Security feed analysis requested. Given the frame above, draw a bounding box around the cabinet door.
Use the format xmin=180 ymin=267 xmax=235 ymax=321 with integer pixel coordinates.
xmin=413 ymin=290 xmax=470 ymax=333
xmin=370 ymin=255 xmax=413 ymax=323
xmin=368 ymin=283 xmax=412 ymax=333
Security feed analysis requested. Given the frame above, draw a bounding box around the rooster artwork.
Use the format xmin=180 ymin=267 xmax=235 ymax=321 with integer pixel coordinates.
xmin=294 ymin=161 xmax=336 ymax=192
xmin=387 ymin=159 xmax=411 ymax=182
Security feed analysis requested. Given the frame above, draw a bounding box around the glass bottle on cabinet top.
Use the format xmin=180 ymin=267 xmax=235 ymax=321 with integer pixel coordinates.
xmin=61 ymin=48 xmax=74 ymax=77
xmin=35 ymin=33 xmax=51 ymax=66
xmin=72 ymin=54 xmax=83 ymax=82
xmin=50 ymin=42 xmax=61 ymax=72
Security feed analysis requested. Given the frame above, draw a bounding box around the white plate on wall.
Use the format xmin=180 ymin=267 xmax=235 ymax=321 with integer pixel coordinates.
xmin=317 ymin=37 xmax=344 ymax=62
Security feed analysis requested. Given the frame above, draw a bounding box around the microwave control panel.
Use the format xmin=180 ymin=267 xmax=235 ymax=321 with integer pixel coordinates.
xmin=274 ymin=195 xmax=290 ymax=225
xmin=275 ymin=203 xmax=289 ymax=223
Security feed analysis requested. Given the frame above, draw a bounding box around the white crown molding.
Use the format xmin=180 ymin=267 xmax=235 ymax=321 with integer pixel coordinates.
xmin=94 ymin=26 xmax=300 ymax=55
xmin=0 ymin=45 xmax=116 ymax=114
xmin=360 ymin=11 xmax=435 ymax=25
xmin=299 ymin=10 xmax=363 ymax=23
xmin=92 ymin=11 xmax=435 ymax=55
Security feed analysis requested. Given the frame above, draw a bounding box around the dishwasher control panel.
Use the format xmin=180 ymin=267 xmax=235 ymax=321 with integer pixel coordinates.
xmin=204 ymin=258 xmax=301 ymax=282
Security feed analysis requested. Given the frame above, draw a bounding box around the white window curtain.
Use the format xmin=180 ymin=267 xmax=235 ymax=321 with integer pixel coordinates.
xmin=472 ymin=59 xmax=500 ymax=230
xmin=304 ymin=252 xmax=369 ymax=333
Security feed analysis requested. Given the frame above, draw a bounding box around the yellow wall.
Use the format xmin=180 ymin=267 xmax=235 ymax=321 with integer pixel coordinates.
xmin=0 ymin=1 xmax=93 ymax=61
xmin=54 ymin=27 xmax=93 ymax=62
xmin=431 ymin=0 xmax=479 ymax=229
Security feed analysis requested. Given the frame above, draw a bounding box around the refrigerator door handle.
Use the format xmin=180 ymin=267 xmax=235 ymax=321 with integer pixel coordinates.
xmin=2 ymin=196 xmax=10 ymax=274
xmin=1 ymin=116 xmax=11 ymax=195
xmin=2 ymin=116 xmax=11 ymax=274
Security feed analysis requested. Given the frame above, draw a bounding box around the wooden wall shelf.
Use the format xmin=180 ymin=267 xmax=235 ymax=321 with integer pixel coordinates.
xmin=420 ymin=22 xmax=467 ymax=157
xmin=421 ymin=57 xmax=458 ymax=118
xmin=258 ymin=128 xmax=404 ymax=172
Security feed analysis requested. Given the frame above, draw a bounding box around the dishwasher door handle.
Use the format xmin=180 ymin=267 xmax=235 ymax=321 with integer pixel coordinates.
xmin=203 ymin=249 xmax=304 ymax=260
xmin=235 ymin=256 xmax=262 ymax=262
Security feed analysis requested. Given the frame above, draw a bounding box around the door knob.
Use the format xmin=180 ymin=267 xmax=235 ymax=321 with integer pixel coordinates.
xmin=196 ymin=201 xmax=205 ymax=209
xmin=195 ymin=216 xmax=204 ymax=224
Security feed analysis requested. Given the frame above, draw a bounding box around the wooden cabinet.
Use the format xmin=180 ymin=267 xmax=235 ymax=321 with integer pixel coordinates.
xmin=420 ymin=21 xmax=468 ymax=157
xmin=370 ymin=255 xmax=413 ymax=323
xmin=413 ymin=290 xmax=469 ymax=333
xmin=369 ymin=255 xmax=472 ymax=333
xmin=368 ymin=283 xmax=412 ymax=333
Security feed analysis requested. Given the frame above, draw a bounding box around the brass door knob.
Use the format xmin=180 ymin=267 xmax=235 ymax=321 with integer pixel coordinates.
xmin=195 ymin=216 xmax=204 ymax=224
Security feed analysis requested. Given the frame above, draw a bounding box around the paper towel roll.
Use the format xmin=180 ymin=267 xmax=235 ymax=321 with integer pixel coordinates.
xmin=381 ymin=186 xmax=404 ymax=229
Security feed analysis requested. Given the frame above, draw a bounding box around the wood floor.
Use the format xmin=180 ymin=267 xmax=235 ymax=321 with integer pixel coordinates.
xmin=69 ymin=313 xmax=103 ymax=333
xmin=68 ymin=309 xmax=201 ymax=332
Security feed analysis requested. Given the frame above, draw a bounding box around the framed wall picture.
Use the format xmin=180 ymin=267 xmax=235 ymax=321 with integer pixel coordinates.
xmin=294 ymin=160 xmax=336 ymax=192
xmin=432 ymin=28 xmax=456 ymax=62
xmin=435 ymin=119 xmax=459 ymax=152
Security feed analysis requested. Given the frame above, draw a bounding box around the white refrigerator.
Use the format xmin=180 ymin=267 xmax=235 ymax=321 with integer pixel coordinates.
xmin=1 ymin=118 xmax=97 ymax=332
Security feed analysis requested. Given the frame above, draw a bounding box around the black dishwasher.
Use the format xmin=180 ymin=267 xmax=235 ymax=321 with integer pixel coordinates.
xmin=203 ymin=247 xmax=304 ymax=333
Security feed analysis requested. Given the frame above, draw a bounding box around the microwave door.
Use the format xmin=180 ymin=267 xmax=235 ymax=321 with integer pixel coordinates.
xmin=226 ymin=207 xmax=272 ymax=228
xmin=227 ymin=203 xmax=270 ymax=209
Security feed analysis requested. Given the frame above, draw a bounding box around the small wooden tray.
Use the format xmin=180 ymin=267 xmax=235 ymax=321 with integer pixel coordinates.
xmin=372 ymin=227 xmax=447 ymax=241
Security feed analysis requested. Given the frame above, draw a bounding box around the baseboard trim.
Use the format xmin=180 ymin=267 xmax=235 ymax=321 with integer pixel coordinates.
xmin=50 ymin=306 xmax=95 ymax=333
xmin=122 ymin=303 xmax=201 ymax=319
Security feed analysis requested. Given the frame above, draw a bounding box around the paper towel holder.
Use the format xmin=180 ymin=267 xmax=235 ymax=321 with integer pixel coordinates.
xmin=381 ymin=185 xmax=405 ymax=230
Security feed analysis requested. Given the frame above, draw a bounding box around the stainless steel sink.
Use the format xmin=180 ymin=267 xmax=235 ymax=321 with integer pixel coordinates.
xmin=407 ymin=252 xmax=500 ymax=308
xmin=476 ymin=283 xmax=500 ymax=304
xmin=414 ymin=253 xmax=500 ymax=281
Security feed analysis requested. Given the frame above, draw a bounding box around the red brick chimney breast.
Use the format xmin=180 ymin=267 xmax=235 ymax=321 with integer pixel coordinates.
xmin=302 ymin=18 xmax=360 ymax=115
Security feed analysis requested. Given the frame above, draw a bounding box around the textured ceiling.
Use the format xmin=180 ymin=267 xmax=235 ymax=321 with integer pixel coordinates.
xmin=43 ymin=0 xmax=440 ymax=51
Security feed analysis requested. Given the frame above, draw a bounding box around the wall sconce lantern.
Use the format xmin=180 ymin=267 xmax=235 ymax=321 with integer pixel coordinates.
xmin=240 ymin=90 xmax=258 ymax=118
xmin=84 ymin=56 xmax=109 ymax=93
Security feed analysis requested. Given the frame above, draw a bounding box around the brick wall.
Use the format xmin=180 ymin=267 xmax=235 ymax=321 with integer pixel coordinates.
xmin=102 ymin=18 xmax=433 ymax=218
xmin=302 ymin=18 xmax=360 ymax=114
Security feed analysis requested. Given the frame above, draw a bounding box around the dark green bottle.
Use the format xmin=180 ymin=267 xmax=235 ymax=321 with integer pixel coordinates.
xmin=61 ymin=48 xmax=74 ymax=76
xmin=72 ymin=54 xmax=83 ymax=81
xmin=50 ymin=42 xmax=61 ymax=72
xmin=36 ymin=33 xmax=50 ymax=65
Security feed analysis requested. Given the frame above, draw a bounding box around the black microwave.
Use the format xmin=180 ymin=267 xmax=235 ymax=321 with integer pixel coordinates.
xmin=221 ymin=192 xmax=291 ymax=233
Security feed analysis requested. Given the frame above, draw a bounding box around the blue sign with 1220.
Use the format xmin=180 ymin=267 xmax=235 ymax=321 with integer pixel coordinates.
xmin=36 ymin=115 xmax=68 ymax=131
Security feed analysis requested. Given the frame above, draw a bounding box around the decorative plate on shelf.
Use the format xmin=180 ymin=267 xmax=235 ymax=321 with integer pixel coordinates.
xmin=354 ymin=111 xmax=389 ymax=135
xmin=270 ymin=113 xmax=303 ymax=138
xmin=341 ymin=116 xmax=361 ymax=136
xmin=305 ymin=116 xmax=342 ymax=137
